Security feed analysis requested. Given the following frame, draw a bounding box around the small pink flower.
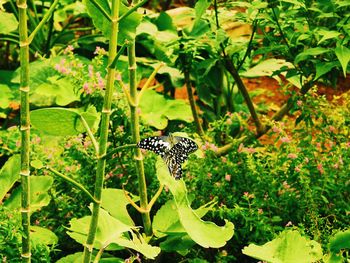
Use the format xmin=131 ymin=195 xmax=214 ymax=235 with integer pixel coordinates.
xmin=304 ymin=157 xmax=309 ymax=163
xmin=287 ymin=153 xmax=298 ymax=159
xmin=280 ymin=136 xmax=292 ymax=143
xmin=272 ymin=125 xmax=282 ymax=133
xmin=225 ymin=174 xmax=231 ymax=181
xmin=258 ymin=208 xmax=263 ymax=214
xmin=346 ymin=142 xmax=350 ymax=148
xmin=83 ymin=83 xmax=92 ymax=94
xmin=226 ymin=118 xmax=232 ymax=125
xmin=317 ymin=163 xmax=324 ymax=174
xmin=244 ymin=147 xmax=256 ymax=154
xmin=285 ymin=221 xmax=293 ymax=227
xmin=16 ymin=140 xmax=21 ymax=147
xmin=209 ymin=143 xmax=218 ymax=152
xmin=295 ymin=166 xmax=301 ymax=172
xmin=329 ymin=126 xmax=336 ymax=133
xmin=297 ymin=100 xmax=303 ymax=107
xmin=221 ymin=157 xmax=227 ymax=163
xmin=207 ymin=173 xmax=212 ymax=179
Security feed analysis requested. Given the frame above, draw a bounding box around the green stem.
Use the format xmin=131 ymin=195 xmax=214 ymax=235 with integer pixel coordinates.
xmin=118 ymin=0 xmax=148 ymax=22
xmin=27 ymin=0 xmax=59 ymax=44
xmin=82 ymin=0 xmax=120 ymax=261
xmin=46 ymin=166 xmax=98 ymax=204
xmin=18 ymin=0 xmax=31 ymax=261
xmin=89 ymin=0 xmax=112 ymax=22
xmin=128 ymin=42 xmax=152 ymax=236
xmin=80 ymin=115 xmax=99 ymax=154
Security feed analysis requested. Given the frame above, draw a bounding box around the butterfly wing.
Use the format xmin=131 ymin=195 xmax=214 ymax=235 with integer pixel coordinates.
xmin=165 ymin=137 xmax=198 ymax=179
xmin=136 ymin=136 xmax=170 ymax=158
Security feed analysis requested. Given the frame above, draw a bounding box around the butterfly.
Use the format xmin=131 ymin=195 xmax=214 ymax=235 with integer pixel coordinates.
xmin=137 ymin=134 xmax=198 ymax=179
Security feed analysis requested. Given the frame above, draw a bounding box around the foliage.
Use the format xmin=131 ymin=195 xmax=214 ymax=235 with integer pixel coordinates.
xmin=0 ymin=0 xmax=350 ymax=262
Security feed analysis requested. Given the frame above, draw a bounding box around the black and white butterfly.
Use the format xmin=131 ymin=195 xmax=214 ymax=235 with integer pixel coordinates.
xmin=137 ymin=134 xmax=198 ymax=179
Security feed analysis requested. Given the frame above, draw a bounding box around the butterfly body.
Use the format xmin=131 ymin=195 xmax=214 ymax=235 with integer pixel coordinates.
xmin=137 ymin=134 xmax=198 ymax=179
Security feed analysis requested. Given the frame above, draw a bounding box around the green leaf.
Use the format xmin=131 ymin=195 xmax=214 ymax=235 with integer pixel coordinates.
xmin=84 ymin=0 xmax=142 ymax=44
xmin=31 ymin=107 xmax=100 ymax=136
xmin=315 ymin=61 xmax=338 ymax=80
xmin=139 ymin=90 xmax=193 ymax=129
xmin=30 ymin=76 xmax=80 ymax=107
xmin=159 ymin=233 xmax=195 ymax=256
xmin=156 ymin=158 xmax=234 ymax=248
xmin=0 ymin=84 xmax=14 ymax=109
xmin=242 ymin=230 xmax=323 ymax=263
xmin=329 ymin=229 xmax=350 ymax=252
xmin=0 ymin=155 xmax=20 ymax=201
xmin=335 ymin=45 xmax=350 ymax=77
xmin=67 ymin=207 xmax=160 ymax=258
xmin=101 ymin=188 xmax=138 ymax=226
xmin=156 ymin=12 xmax=176 ymax=31
xmin=317 ymin=30 xmax=340 ymax=45
xmin=295 ymin=47 xmax=331 ymax=64
xmin=56 ymin=252 xmax=124 ymax=263
xmin=4 ymin=176 xmax=54 ymax=212
xmin=30 ymin=159 xmax=44 ymax=169
xmin=0 ymin=11 xmax=18 ymax=34
xmin=193 ymin=0 xmax=211 ymax=26
xmin=241 ymin=59 xmax=293 ymax=78
xmin=31 ymin=226 xmax=58 ymax=245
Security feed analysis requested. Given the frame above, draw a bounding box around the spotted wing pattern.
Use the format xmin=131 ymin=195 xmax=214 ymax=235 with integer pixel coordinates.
xmin=136 ymin=136 xmax=171 ymax=158
xmin=137 ymin=135 xmax=198 ymax=179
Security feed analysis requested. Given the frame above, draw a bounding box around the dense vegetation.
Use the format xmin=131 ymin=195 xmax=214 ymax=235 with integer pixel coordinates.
xmin=0 ymin=0 xmax=349 ymax=262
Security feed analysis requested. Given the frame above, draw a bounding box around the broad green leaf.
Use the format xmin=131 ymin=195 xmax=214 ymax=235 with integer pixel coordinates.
xmin=157 ymin=64 xmax=184 ymax=87
xmin=31 ymin=107 xmax=100 ymax=136
xmin=335 ymin=45 xmax=350 ymax=77
xmin=295 ymin=47 xmax=331 ymax=64
xmin=31 ymin=226 xmax=58 ymax=245
xmin=11 ymin=57 xmax=67 ymax=90
xmin=67 ymin=208 xmax=132 ymax=250
xmin=329 ymin=229 xmax=350 ymax=252
xmin=56 ymin=252 xmax=124 ymax=263
xmin=4 ymin=176 xmax=54 ymax=212
xmin=0 ymin=84 xmax=14 ymax=109
xmin=241 ymin=59 xmax=293 ymax=78
xmin=159 ymin=233 xmax=195 ymax=256
xmin=156 ymin=12 xmax=176 ymax=31
xmin=101 ymin=188 xmax=138 ymax=226
xmin=153 ymin=199 xmax=186 ymax=238
xmin=139 ymin=90 xmax=193 ymax=129
xmin=84 ymin=0 xmax=142 ymax=44
xmin=315 ymin=61 xmax=339 ymax=80
xmin=242 ymin=230 xmax=323 ymax=263
xmin=0 ymin=155 xmax=20 ymax=201
xmin=30 ymin=159 xmax=44 ymax=169
xmin=116 ymin=231 xmax=161 ymax=259
xmin=0 ymin=11 xmax=18 ymax=34
xmin=67 ymin=208 xmax=160 ymax=258
xmin=30 ymin=76 xmax=80 ymax=107
xmin=156 ymin=158 xmax=234 ymax=248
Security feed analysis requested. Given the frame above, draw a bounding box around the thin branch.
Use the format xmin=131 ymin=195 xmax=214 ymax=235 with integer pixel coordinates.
xmin=118 ymin=0 xmax=148 ymax=22
xmin=89 ymin=0 xmax=112 ymax=22
xmin=47 ymin=166 xmax=98 ymax=204
xmin=27 ymin=0 xmax=59 ymax=44
xmin=104 ymin=144 xmax=137 ymax=160
xmin=122 ymin=183 xmax=148 ymax=213
xmin=80 ymin=115 xmax=99 ymax=154
xmin=147 ymin=184 xmax=164 ymax=211
xmin=137 ymin=62 xmax=164 ymax=104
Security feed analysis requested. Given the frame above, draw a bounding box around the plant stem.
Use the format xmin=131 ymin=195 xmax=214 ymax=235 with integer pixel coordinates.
xmin=47 ymin=166 xmax=98 ymax=204
xmin=184 ymin=69 xmax=205 ymax=138
xmin=18 ymin=0 xmax=31 ymax=261
xmin=82 ymin=0 xmax=120 ymax=261
xmin=127 ymin=41 xmax=152 ymax=236
xmin=223 ymin=56 xmax=264 ymax=135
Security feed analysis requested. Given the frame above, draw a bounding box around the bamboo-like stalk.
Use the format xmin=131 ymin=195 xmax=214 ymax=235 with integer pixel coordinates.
xmin=127 ymin=41 xmax=152 ymax=236
xmin=17 ymin=0 xmax=31 ymax=261
xmin=82 ymin=0 xmax=120 ymax=261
